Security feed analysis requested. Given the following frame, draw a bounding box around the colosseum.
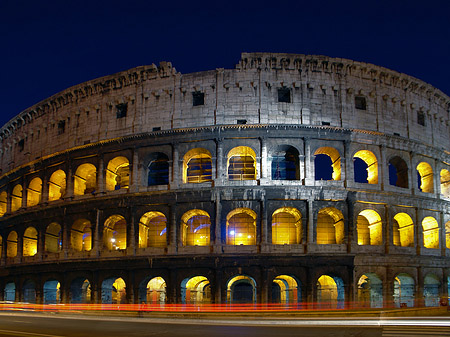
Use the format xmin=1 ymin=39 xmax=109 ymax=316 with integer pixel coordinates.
xmin=0 ymin=52 xmax=449 ymax=308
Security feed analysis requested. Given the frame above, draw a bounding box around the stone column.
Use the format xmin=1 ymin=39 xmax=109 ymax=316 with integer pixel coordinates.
xmin=131 ymin=149 xmax=139 ymax=192
xmin=260 ymin=196 xmax=268 ymax=249
xmin=307 ymin=199 xmax=314 ymax=244
xmin=41 ymin=175 xmax=49 ymax=203
xmin=416 ymin=267 xmax=424 ymax=307
xmin=260 ymin=137 xmax=268 ymax=182
xmin=94 ymin=209 xmax=102 ymax=257
xmin=65 ymin=166 xmax=74 ymax=199
xmin=379 ymin=145 xmax=387 ymax=191
xmin=21 ymin=178 xmax=27 ymax=209
xmin=128 ymin=208 xmax=136 ymax=255
xmin=343 ymin=140 xmax=350 ymax=186
xmin=168 ymin=204 xmax=178 ymax=254
xmin=440 ymin=212 xmax=446 ymax=257
xmin=17 ymin=232 xmax=23 ymax=263
xmin=215 ymin=138 xmax=224 ymax=184
xmin=37 ymin=228 xmax=45 ymax=261
xmin=171 ymin=142 xmax=180 ymax=188
xmin=260 ymin=267 xmax=269 ymax=304
xmin=214 ymin=192 xmax=222 ymax=251
xmin=304 ymin=138 xmax=314 ymax=185
xmin=97 ymin=155 xmax=105 ymax=194
xmin=416 ymin=208 xmax=423 ymax=256
xmin=62 ymin=218 xmax=70 ymax=259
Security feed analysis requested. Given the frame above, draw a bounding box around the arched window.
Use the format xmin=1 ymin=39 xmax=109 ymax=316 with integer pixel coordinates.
xmin=271 ymin=207 xmax=302 ymax=244
xmin=140 ymin=277 xmax=166 ymax=304
xmin=393 ymin=213 xmax=414 ymax=247
xmin=71 ymin=219 xmax=92 ymax=252
xmin=74 ymin=163 xmax=97 ymax=195
xmin=316 ymin=207 xmax=344 ymax=244
xmin=45 ymin=222 xmax=62 ymax=253
xmin=7 ymin=231 xmax=17 ymax=258
xmin=148 ymin=153 xmax=169 ymax=186
xmin=103 ymin=215 xmax=127 ymax=250
xmin=23 ymin=227 xmax=38 ymax=257
xmin=227 ymin=146 xmax=257 ymax=181
xmin=183 ymin=148 xmax=212 ymax=183
xmin=389 ymin=156 xmax=408 ymax=188
xmin=106 ymin=157 xmax=130 ymax=191
xmin=181 ymin=276 xmax=211 ymax=304
xmin=11 ymin=184 xmax=22 ymax=212
xmin=356 ymin=210 xmax=382 ymax=245
xmin=48 ymin=170 xmax=66 ymax=201
xmin=314 ymin=147 xmax=341 ymax=181
xmin=226 ymin=208 xmax=256 ymax=245
xmin=271 ymin=146 xmax=299 ymax=180
xmin=272 ymin=275 xmax=300 ymax=304
xmin=227 ymin=275 xmax=257 ymax=304
xmin=317 ymin=275 xmax=344 ymax=308
xmin=181 ymin=210 xmax=211 ymax=246
xmin=422 ymin=216 xmax=439 ymax=249
xmin=0 ymin=191 xmax=7 ymax=216
xmin=101 ymin=277 xmax=126 ymax=304
xmin=416 ymin=162 xmax=434 ymax=193
xmin=27 ymin=177 xmax=42 ymax=206
xmin=353 ymin=150 xmax=378 ymax=184
xmin=440 ymin=169 xmax=450 ymax=197
xmin=138 ymin=212 xmax=167 ymax=248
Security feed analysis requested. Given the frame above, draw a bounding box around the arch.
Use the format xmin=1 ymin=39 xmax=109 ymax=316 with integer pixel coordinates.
xmin=11 ymin=184 xmax=22 ymax=212
xmin=103 ymin=215 xmax=127 ymax=250
xmin=226 ymin=208 xmax=257 ymax=245
xmin=106 ymin=156 xmax=130 ymax=191
xmin=416 ymin=162 xmax=434 ymax=193
xmin=317 ymin=275 xmax=344 ymax=308
xmin=183 ymin=148 xmax=212 ymax=183
xmin=148 ymin=153 xmax=169 ymax=186
xmin=227 ymin=146 xmax=257 ymax=181
xmin=389 ymin=156 xmax=408 ymax=188
xmin=4 ymin=282 xmax=15 ymax=302
xmin=422 ymin=216 xmax=439 ymax=249
xmin=316 ymin=207 xmax=344 ymax=244
xmin=423 ymin=274 xmax=440 ymax=307
xmin=45 ymin=222 xmax=62 ymax=253
xmin=393 ymin=273 xmax=415 ymax=308
xmin=271 ymin=145 xmax=299 ymax=180
xmin=43 ymin=280 xmax=60 ymax=304
xmin=7 ymin=231 xmax=17 ymax=258
xmin=71 ymin=219 xmax=92 ymax=251
xmin=70 ymin=278 xmax=91 ymax=304
xmin=27 ymin=177 xmax=42 ymax=206
xmin=74 ymin=163 xmax=97 ymax=195
xmin=393 ymin=213 xmax=414 ymax=247
xmin=314 ymin=147 xmax=341 ymax=181
xmin=139 ymin=277 xmax=166 ymax=304
xmin=440 ymin=169 xmax=450 ymax=197
xmin=353 ymin=150 xmax=378 ymax=184
xmin=181 ymin=209 xmax=211 ymax=246
xmin=356 ymin=210 xmax=382 ymax=246
xmin=138 ymin=212 xmax=167 ymax=248
xmin=227 ymin=275 xmax=257 ymax=304
xmin=101 ymin=277 xmax=126 ymax=304
xmin=357 ymin=273 xmax=383 ymax=308
xmin=272 ymin=275 xmax=300 ymax=304
xmin=48 ymin=169 xmax=66 ymax=201
xmin=23 ymin=226 xmax=38 ymax=257
xmin=446 ymin=221 xmax=450 ymax=249
xmin=22 ymin=280 xmax=36 ymax=303
xmin=181 ymin=276 xmax=211 ymax=304
xmin=271 ymin=207 xmax=302 ymax=244
xmin=0 ymin=191 xmax=6 ymax=216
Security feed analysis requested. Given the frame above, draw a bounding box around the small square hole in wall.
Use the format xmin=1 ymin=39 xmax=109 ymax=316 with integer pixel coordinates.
xmin=237 ymin=119 xmax=247 ymax=125
xmin=152 ymin=127 xmax=161 ymax=131
xmin=417 ymin=111 xmax=426 ymax=126
xmin=321 ymin=121 xmax=330 ymax=126
xmin=278 ymin=87 xmax=291 ymax=103
xmin=18 ymin=139 xmax=24 ymax=152
xmin=355 ymin=96 xmax=367 ymax=110
xmin=192 ymin=91 xmax=204 ymax=106
xmin=116 ymin=103 xmax=128 ymax=118
xmin=57 ymin=120 xmax=65 ymax=135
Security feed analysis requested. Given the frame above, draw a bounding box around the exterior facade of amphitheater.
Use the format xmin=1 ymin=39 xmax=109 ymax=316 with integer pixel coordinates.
xmin=0 ymin=52 xmax=449 ymax=308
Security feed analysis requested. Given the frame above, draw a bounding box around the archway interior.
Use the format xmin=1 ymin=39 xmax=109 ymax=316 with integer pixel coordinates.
xmin=422 ymin=216 xmax=439 ymax=249
xmin=393 ymin=213 xmax=414 ymax=247
xmin=423 ymin=274 xmax=440 ymax=307
xmin=11 ymin=184 xmax=22 ymax=212
xmin=139 ymin=212 xmax=167 ymax=248
xmin=353 ymin=150 xmax=378 ymax=184
xmin=227 ymin=275 xmax=256 ymax=304
xmin=416 ymin=162 xmax=434 ymax=193
xmin=182 ymin=209 xmax=210 ymax=246
xmin=146 ymin=277 xmax=166 ymax=304
xmin=357 ymin=273 xmax=383 ymax=308
xmin=106 ymin=156 xmax=130 ymax=191
xmin=45 ymin=222 xmax=62 ymax=253
xmin=102 ymin=277 xmax=126 ymax=304
xmin=227 ymin=146 xmax=256 ymax=181
xmin=389 ymin=157 xmax=408 ymax=188
xmin=48 ymin=170 xmax=66 ymax=201
xmin=70 ymin=278 xmax=91 ymax=304
xmin=103 ymin=215 xmax=127 ymax=250
xmin=71 ymin=219 xmax=92 ymax=251
xmin=148 ymin=153 xmax=169 ymax=186
xmin=183 ymin=148 xmax=212 ymax=183
xmin=226 ymin=208 xmax=256 ymax=245
xmin=393 ymin=273 xmax=415 ymax=308
xmin=316 ymin=208 xmax=344 ymax=244
xmin=314 ymin=147 xmax=341 ymax=181
xmin=74 ymin=163 xmax=97 ymax=195
xmin=357 ymin=210 xmax=382 ymax=246
xmin=317 ymin=275 xmax=344 ymax=308
xmin=43 ymin=280 xmax=60 ymax=304
xmin=4 ymin=282 xmax=15 ymax=302
xmin=272 ymin=275 xmax=299 ymax=304
xmin=440 ymin=169 xmax=450 ymax=197
xmin=27 ymin=177 xmax=42 ymax=206
xmin=0 ymin=191 xmax=6 ymax=216
xmin=23 ymin=226 xmax=38 ymax=256
xmin=271 ymin=146 xmax=299 ymax=180
xmin=6 ymin=231 xmax=17 ymax=258
xmin=23 ymin=280 xmax=36 ymax=304
xmin=272 ymin=207 xmax=302 ymax=244
xmin=181 ymin=276 xmax=211 ymax=304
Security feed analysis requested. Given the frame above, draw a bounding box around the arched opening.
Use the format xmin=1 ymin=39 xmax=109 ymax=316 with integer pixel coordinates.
xmin=138 ymin=212 xmax=167 ymax=248
xmin=416 ymin=162 xmax=434 ymax=193
xmin=226 ymin=208 xmax=256 ymax=245
xmin=424 ymin=274 xmax=440 ymax=307
xmin=181 ymin=210 xmax=211 ymax=246
xmin=271 ymin=207 xmax=302 ymax=244
xmin=71 ymin=219 xmax=92 ymax=252
xmin=316 ymin=207 xmax=344 ymax=244
xmin=271 ymin=146 xmax=299 ymax=180
xmin=48 ymin=169 xmax=66 ymax=201
xmin=43 ymin=280 xmax=60 ymax=304
xmin=422 ymin=216 xmax=439 ymax=249
xmin=446 ymin=221 xmax=450 ymax=249
xmin=183 ymin=148 xmax=212 ymax=183
xmin=148 ymin=153 xmax=169 ymax=186
xmin=181 ymin=276 xmax=211 ymax=304
xmin=317 ymin=275 xmax=344 ymax=308
xmin=103 ymin=215 xmax=127 ymax=250
xmin=106 ymin=156 xmax=130 ymax=191
xmin=314 ymin=147 xmax=341 ymax=181
xmin=389 ymin=156 xmax=408 ymax=188
xmin=45 ymin=222 xmax=62 ymax=253
xmin=440 ymin=169 xmax=450 ymax=197
xmin=27 ymin=177 xmax=42 ymax=206
xmin=227 ymin=146 xmax=257 ymax=181
xmin=356 ymin=210 xmax=382 ymax=246
xmin=4 ymin=282 xmax=15 ymax=302
xmin=23 ymin=227 xmax=38 ymax=257
xmin=7 ymin=231 xmax=17 ymax=258
xmin=101 ymin=277 xmax=126 ymax=304
xmin=0 ymin=191 xmax=7 ymax=216
xmin=139 ymin=277 xmax=166 ymax=304
xmin=227 ymin=275 xmax=256 ymax=304
xmin=70 ymin=278 xmax=91 ymax=304
xmin=11 ymin=184 xmax=22 ymax=212
xmin=394 ymin=273 xmax=415 ymax=308
xmin=357 ymin=273 xmax=383 ymax=308
xmin=22 ymin=280 xmax=36 ymax=303
xmin=353 ymin=150 xmax=378 ymax=184
xmin=272 ymin=275 xmax=300 ymax=304
xmin=74 ymin=163 xmax=97 ymax=195
xmin=393 ymin=213 xmax=414 ymax=247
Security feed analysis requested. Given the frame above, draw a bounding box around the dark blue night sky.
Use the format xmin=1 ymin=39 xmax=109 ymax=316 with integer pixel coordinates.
xmin=1 ymin=0 xmax=449 ymax=128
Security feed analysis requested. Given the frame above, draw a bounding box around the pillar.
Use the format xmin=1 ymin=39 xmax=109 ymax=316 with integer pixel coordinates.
xmin=214 ymin=268 xmax=222 ymax=304
xmin=214 ymin=192 xmax=222 ymax=252
xmin=65 ymin=166 xmax=74 ymax=199
xmin=307 ymin=199 xmax=314 ymax=245
xmin=131 ymin=149 xmax=139 ymax=192
xmin=168 ymin=204 xmax=178 ymax=254
xmin=128 ymin=208 xmax=136 ymax=255
xmin=171 ymin=142 xmax=180 ymax=188
xmin=304 ymin=138 xmax=313 ymax=185
xmin=37 ymin=228 xmax=45 ymax=261
xmin=379 ymin=145 xmax=387 ymax=191
xmin=215 ymin=138 xmax=224 ymax=184
xmin=94 ymin=209 xmax=101 ymax=257
xmin=97 ymin=155 xmax=105 ymax=194
xmin=260 ymin=137 xmax=268 ymax=181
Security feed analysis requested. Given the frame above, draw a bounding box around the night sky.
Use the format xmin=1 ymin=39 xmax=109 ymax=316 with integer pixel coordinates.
xmin=1 ymin=0 xmax=449 ymax=128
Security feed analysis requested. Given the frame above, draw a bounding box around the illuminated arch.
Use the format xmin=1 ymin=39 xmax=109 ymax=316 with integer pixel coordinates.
xmin=181 ymin=209 xmax=211 ymax=246
xmin=23 ymin=227 xmax=38 ymax=257
xmin=393 ymin=213 xmax=414 ymax=247
xmin=74 ymin=163 xmax=97 ymax=195
xmin=106 ymin=156 xmax=130 ymax=191
xmin=226 ymin=208 xmax=257 ymax=245
xmin=416 ymin=162 xmax=434 ymax=193
xmin=316 ymin=207 xmax=344 ymax=244
xmin=11 ymin=184 xmax=22 ymax=212
xmin=103 ymin=215 xmax=127 ymax=250
xmin=356 ymin=210 xmax=382 ymax=246
xmin=43 ymin=280 xmax=60 ymax=304
xmin=353 ymin=150 xmax=378 ymax=184
xmin=7 ymin=231 xmax=17 ymax=258
xmin=142 ymin=277 xmax=166 ymax=304
xmin=183 ymin=148 xmax=212 ymax=183
xmin=272 ymin=275 xmax=300 ymax=304
xmin=227 ymin=275 xmax=257 ymax=304
xmin=357 ymin=273 xmax=383 ymax=308
xmin=70 ymin=278 xmax=91 ymax=304
xmin=227 ymin=146 xmax=257 ymax=181
xmin=27 ymin=177 xmax=42 ymax=206
xmin=138 ymin=212 xmax=167 ymax=248
xmin=446 ymin=221 xmax=450 ymax=249
xmin=181 ymin=276 xmax=211 ymax=304
xmin=148 ymin=153 xmax=169 ymax=186
xmin=423 ymin=274 xmax=440 ymax=307
xmin=271 ymin=145 xmax=299 ymax=180
xmin=314 ymin=147 xmax=341 ymax=181
xmin=440 ymin=169 xmax=450 ymax=197
xmin=0 ymin=191 xmax=6 ymax=216
xmin=101 ymin=277 xmax=126 ymax=304
xmin=389 ymin=156 xmax=408 ymax=188
xmin=422 ymin=216 xmax=439 ymax=249
xmin=48 ymin=169 xmax=66 ymax=201
xmin=71 ymin=219 xmax=92 ymax=252
xmin=317 ymin=275 xmax=344 ymax=308
xmin=394 ymin=273 xmax=415 ymax=308
xmin=45 ymin=222 xmax=62 ymax=253
xmin=271 ymin=207 xmax=302 ymax=244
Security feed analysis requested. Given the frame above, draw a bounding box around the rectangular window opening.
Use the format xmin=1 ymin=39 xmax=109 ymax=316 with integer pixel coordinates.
xmin=152 ymin=127 xmax=161 ymax=131
xmin=116 ymin=103 xmax=128 ymax=118
xmin=278 ymin=87 xmax=291 ymax=103
xmin=57 ymin=120 xmax=66 ymax=135
xmin=355 ymin=96 xmax=367 ymax=110
xmin=192 ymin=91 xmax=204 ymax=106
xmin=417 ymin=111 xmax=426 ymax=126
xmin=237 ymin=119 xmax=247 ymax=125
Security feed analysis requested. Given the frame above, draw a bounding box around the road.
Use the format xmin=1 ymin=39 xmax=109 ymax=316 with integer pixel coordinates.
xmin=0 ymin=312 xmax=448 ymax=337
